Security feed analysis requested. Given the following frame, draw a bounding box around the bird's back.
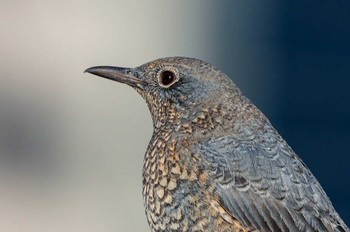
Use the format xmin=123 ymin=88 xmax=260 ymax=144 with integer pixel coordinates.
xmin=196 ymin=104 xmax=349 ymax=232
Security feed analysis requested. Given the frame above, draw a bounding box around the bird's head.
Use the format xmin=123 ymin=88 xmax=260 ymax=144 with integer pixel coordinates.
xmin=85 ymin=57 xmax=242 ymax=130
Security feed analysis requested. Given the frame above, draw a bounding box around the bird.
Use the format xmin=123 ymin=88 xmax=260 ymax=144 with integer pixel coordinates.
xmin=85 ymin=57 xmax=349 ymax=232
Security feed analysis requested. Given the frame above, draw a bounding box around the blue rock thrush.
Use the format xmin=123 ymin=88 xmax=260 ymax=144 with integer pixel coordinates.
xmin=85 ymin=57 xmax=349 ymax=232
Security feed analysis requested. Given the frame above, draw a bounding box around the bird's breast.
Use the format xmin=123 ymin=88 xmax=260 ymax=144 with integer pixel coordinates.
xmin=142 ymin=132 xmax=248 ymax=232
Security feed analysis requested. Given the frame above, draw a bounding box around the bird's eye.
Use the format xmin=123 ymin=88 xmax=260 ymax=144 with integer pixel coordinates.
xmin=158 ymin=69 xmax=178 ymax=88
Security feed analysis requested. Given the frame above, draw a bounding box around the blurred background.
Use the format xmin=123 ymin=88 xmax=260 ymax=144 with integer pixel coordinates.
xmin=0 ymin=1 xmax=349 ymax=231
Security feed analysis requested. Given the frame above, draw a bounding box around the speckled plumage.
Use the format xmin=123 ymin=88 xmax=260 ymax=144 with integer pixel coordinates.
xmin=86 ymin=57 xmax=349 ymax=232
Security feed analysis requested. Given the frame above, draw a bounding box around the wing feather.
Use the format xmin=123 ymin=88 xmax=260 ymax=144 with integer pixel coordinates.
xmin=197 ymin=132 xmax=349 ymax=232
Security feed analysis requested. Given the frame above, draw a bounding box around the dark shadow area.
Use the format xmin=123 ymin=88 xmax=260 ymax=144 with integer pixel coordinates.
xmin=215 ymin=1 xmax=350 ymax=224
xmin=280 ymin=1 xmax=350 ymax=224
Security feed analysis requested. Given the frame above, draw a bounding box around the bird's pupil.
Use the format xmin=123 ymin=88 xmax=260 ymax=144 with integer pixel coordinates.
xmin=161 ymin=71 xmax=175 ymax=86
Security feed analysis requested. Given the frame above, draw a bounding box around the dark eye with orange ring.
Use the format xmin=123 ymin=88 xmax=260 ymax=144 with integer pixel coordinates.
xmin=158 ymin=70 xmax=178 ymax=88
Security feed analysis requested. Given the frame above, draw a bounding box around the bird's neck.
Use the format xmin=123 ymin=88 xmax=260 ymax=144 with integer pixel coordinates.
xmin=150 ymin=100 xmax=235 ymax=138
xmin=150 ymin=95 xmax=270 ymax=142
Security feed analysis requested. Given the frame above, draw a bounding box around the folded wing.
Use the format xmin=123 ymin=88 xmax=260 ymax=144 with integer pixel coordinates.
xmin=197 ymin=133 xmax=349 ymax=232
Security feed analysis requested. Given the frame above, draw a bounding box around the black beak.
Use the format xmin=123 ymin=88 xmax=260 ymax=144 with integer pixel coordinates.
xmin=84 ymin=66 xmax=144 ymax=89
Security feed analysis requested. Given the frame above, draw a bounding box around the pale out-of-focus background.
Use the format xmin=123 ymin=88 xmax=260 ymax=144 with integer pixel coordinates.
xmin=0 ymin=1 xmax=349 ymax=231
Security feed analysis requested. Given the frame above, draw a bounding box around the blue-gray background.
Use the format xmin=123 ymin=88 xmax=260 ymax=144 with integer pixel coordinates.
xmin=216 ymin=1 xmax=350 ymax=226
xmin=0 ymin=1 xmax=349 ymax=231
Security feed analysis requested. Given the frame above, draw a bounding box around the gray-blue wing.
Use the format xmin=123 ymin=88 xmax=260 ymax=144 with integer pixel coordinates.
xmin=197 ymin=135 xmax=349 ymax=232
